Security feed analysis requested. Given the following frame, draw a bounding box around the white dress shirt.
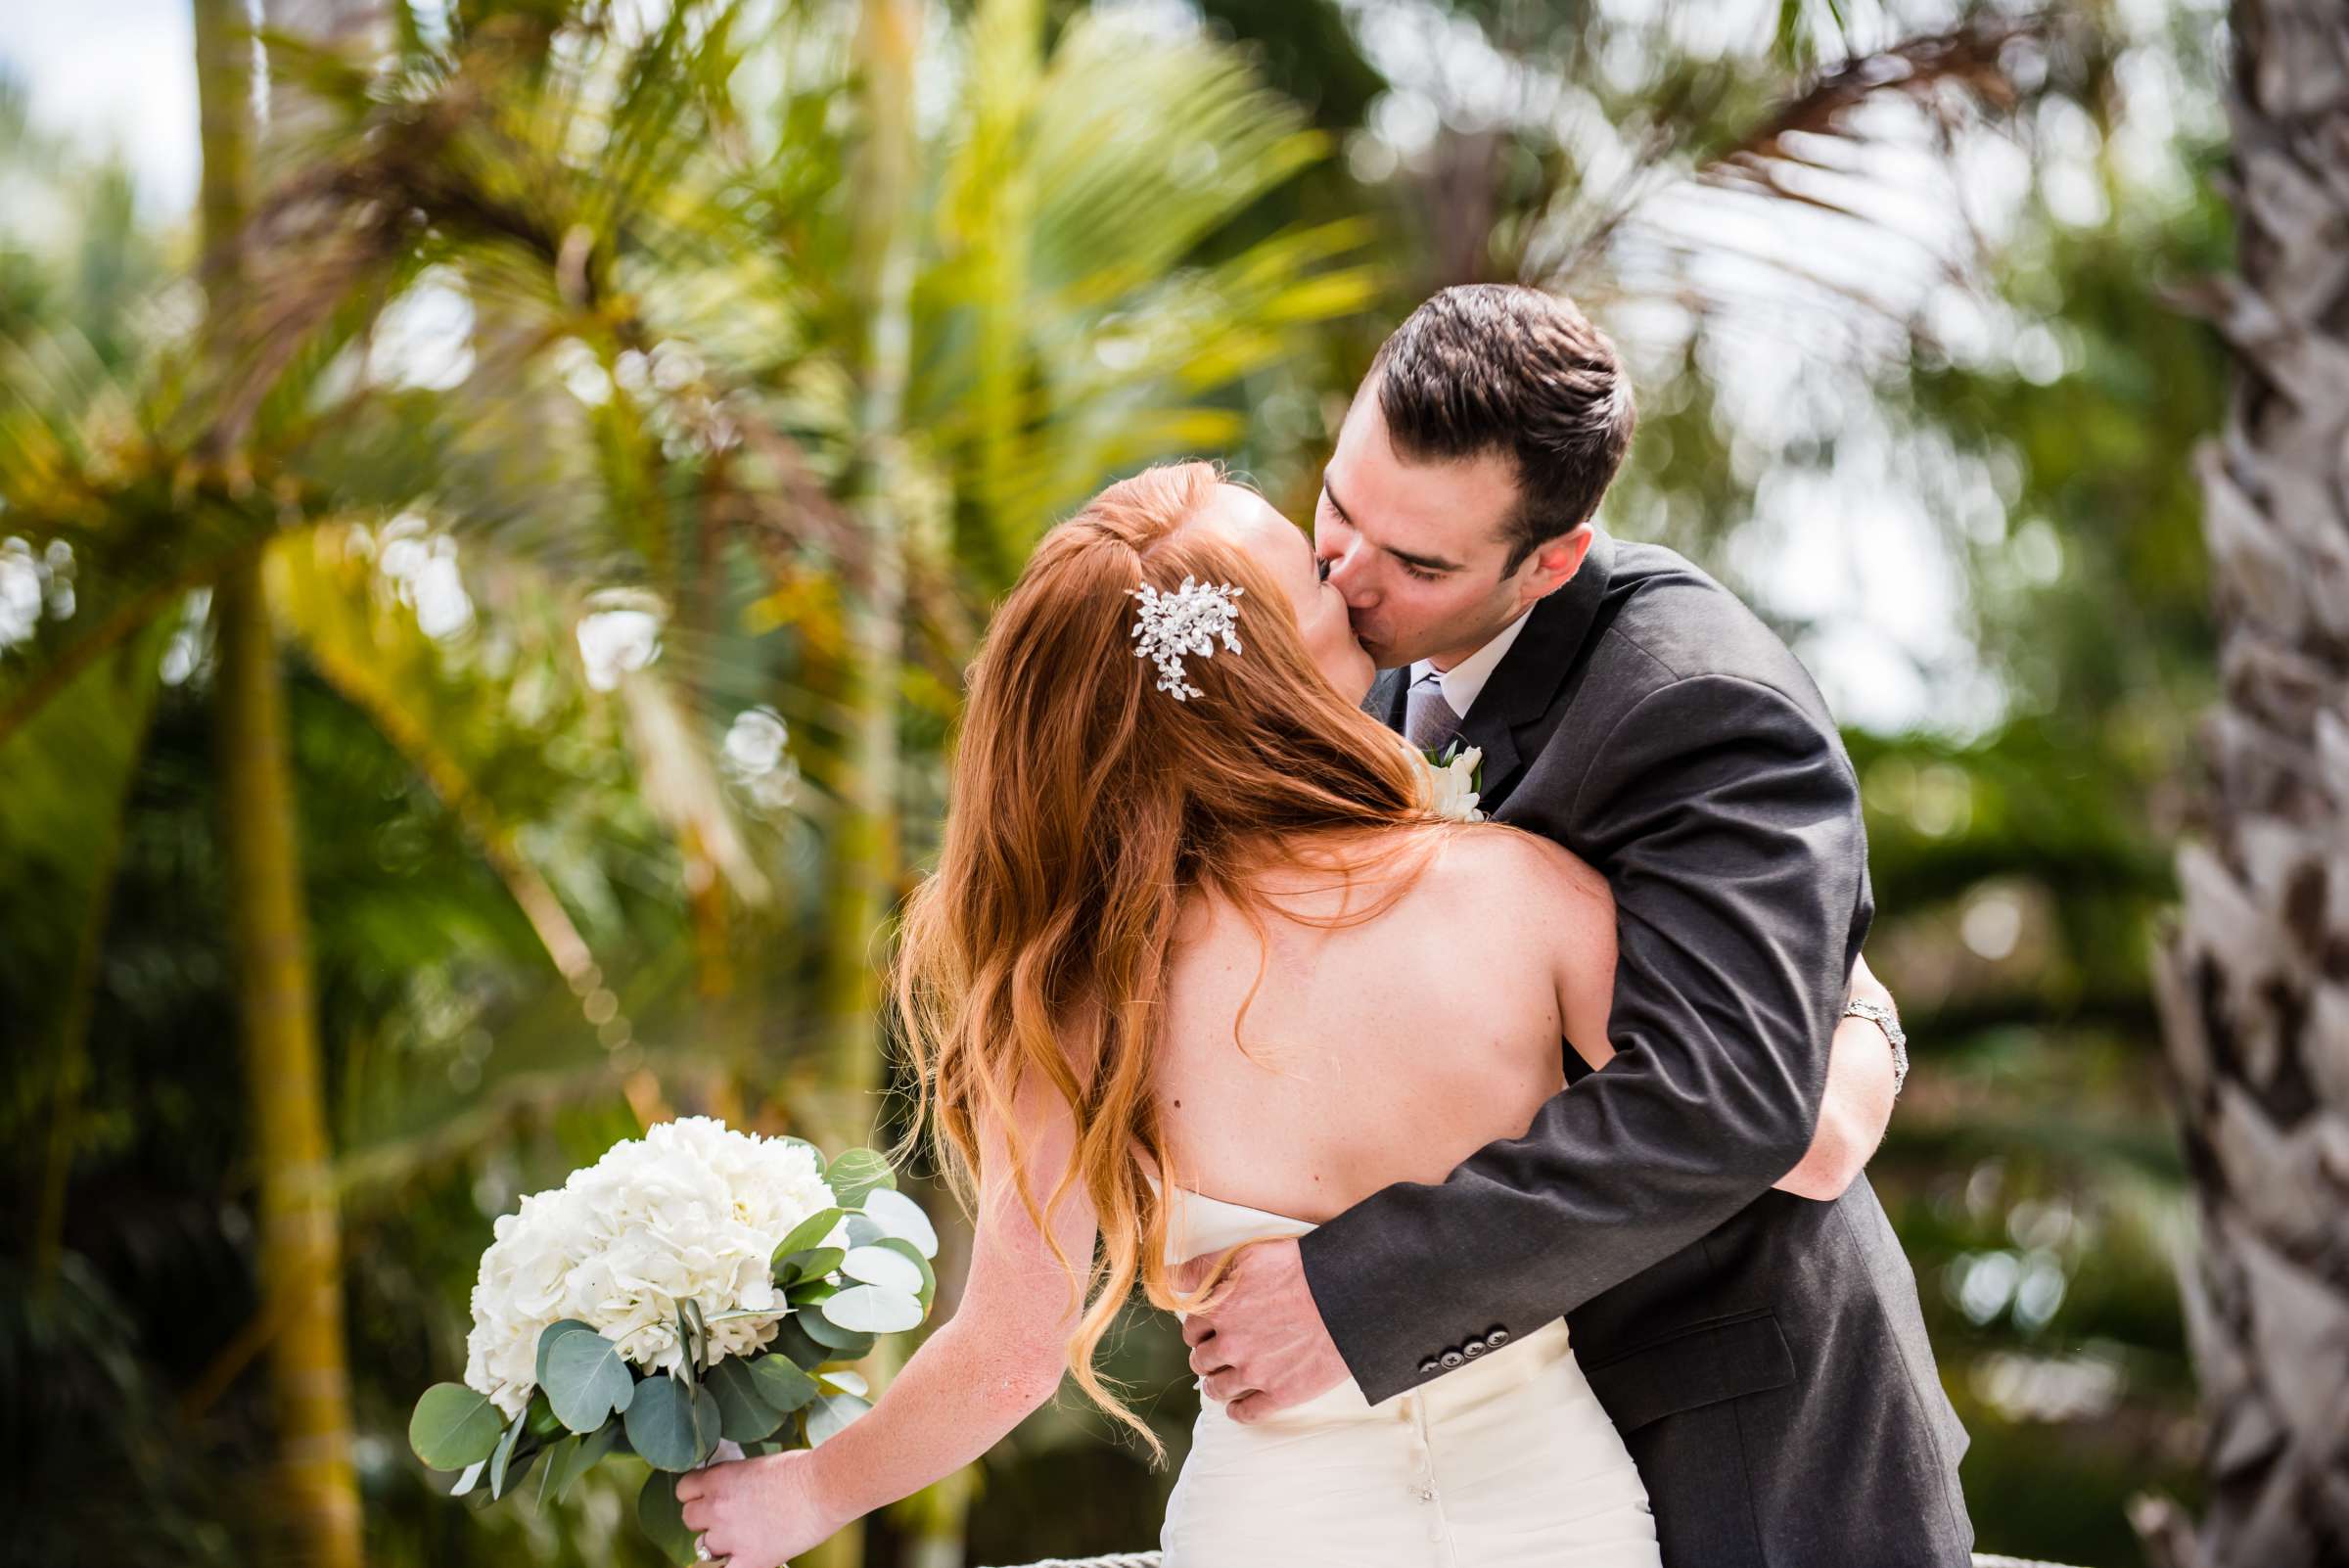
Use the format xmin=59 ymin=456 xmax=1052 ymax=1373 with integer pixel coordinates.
xmin=1408 ymin=605 xmax=1536 ymax=725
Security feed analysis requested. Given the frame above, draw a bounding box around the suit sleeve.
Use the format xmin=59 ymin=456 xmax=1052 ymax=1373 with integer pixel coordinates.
xmin=1295 ymin=672 xmax=1867 ymax=1404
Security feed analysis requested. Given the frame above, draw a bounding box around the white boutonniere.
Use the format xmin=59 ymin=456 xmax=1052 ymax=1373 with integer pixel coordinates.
xmin=1409 ymin=739 xmax=1486 ymax=823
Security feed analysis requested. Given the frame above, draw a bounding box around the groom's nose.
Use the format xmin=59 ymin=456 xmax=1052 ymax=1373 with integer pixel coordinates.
xmin=1326 ymin=544 xmax=1376 ymax=606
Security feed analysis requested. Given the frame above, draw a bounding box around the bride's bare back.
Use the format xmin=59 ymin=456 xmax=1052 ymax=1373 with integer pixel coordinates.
xmin=1156 ymin=822 xmax=1617 ymax=1223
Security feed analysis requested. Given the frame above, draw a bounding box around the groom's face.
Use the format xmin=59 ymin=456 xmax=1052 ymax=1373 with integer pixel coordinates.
xmin=1313 ymin=380 xmax=1591 ymax=670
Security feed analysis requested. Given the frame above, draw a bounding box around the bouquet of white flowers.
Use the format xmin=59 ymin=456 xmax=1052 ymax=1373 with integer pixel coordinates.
xmin=407 ymin=1118 xmax=938 ymax=1562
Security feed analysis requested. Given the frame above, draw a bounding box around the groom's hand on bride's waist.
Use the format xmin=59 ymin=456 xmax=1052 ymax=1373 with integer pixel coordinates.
xmin=1173 ymin=1239 xmax=1350 ymax=1423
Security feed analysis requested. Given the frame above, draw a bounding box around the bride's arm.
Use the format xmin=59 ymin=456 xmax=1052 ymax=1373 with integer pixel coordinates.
xmin=678 ymin=1084 xmax=1096 ymax=1568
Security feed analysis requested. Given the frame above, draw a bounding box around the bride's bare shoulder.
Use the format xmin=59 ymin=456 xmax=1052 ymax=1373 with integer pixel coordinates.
xmin=1420 ymin=823 xmax=1611 ymax=923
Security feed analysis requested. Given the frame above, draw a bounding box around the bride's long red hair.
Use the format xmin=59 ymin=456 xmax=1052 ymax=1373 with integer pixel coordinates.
xmin=893 ymin=461 xmax=1441 ymax=1449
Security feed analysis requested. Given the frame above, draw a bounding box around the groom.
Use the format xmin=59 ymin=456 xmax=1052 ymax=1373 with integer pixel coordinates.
xmin=1177 ymin=286 xmax=1973 ymax=1565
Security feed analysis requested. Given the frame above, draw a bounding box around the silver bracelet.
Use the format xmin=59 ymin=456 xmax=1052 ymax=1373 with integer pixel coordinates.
xmin=1843 ymin=997 xmax=1909 ymax=1096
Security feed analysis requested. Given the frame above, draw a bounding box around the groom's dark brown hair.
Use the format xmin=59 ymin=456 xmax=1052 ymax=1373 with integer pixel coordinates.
xmin=1369 ymin=284 xmax=1637 ymax=574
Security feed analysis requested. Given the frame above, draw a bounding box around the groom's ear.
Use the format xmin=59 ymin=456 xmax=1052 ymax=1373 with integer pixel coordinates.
xmin=1520 ymin=524 xmax=1595 ymax=602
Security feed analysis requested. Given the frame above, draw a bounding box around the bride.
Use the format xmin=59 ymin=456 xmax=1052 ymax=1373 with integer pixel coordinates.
xmin=679 ymin=462 xmax=1853 ymax=1567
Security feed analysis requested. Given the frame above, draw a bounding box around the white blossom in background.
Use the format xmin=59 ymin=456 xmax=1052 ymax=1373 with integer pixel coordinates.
xmin=576 ymin=597 xmax=665 ymax=691
xmin=378 ymin=513 xmax=476 ymax=641
xmin=722 ymin=705 xmax=800 ymax=813
xmin=461 ymin=1118 xmax=840 ymax=1417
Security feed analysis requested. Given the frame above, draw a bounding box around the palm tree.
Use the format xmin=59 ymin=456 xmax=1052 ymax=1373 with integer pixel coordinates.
xmin=2141 ymin=1 xmax=2349 ymax=1564
xmin=202 ymin=0 xmax=364 ymax=1559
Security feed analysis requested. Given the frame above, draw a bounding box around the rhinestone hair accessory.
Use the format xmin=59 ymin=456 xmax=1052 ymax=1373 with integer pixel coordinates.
xmin=1128 ymin=576 xmax=1245 ymax=701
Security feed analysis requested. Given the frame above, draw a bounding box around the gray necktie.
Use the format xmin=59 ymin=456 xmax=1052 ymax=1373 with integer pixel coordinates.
xmin=1405 ymin=670 xmax=1462 ymax=755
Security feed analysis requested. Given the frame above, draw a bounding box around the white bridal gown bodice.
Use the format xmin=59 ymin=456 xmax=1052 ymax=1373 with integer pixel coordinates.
xmin=1154 ymin=1180 xmax=1662 ymax=1568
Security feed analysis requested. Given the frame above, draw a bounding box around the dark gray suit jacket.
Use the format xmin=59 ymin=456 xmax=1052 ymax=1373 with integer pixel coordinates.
xmin=1296 ymin=530 xmax=1973 ymax=1567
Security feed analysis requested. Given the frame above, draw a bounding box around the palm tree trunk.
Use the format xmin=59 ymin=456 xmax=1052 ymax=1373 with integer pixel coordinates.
xmin=2142 ymin=1 xmax=2349 ymax=1564
xmin=199 ymin=0 xmax=364 ymax=1562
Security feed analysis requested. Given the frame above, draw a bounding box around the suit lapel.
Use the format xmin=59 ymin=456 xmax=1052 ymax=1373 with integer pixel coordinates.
xmin=1366 ymin=666 xmax=1409 ymax=733
xmin=1454 ymin=529 xmax=1618 ymax=810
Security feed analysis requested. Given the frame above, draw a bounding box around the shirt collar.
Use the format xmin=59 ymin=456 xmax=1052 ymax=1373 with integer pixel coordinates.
xmin=1410 ymin=605 xmax=1536 ymax=720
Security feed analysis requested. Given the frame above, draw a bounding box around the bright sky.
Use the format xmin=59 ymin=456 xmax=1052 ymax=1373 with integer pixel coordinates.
xmin=4 ymin=0 xmax=202 ymax=218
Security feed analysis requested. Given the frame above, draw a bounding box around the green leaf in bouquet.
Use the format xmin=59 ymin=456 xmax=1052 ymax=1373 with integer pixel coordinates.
xmin=817 ymin=1369 xmax=868 ymax=1398
xmin=805 ymin=1390 xmax=874 ymax=1447
xmin=451 ymin=1459 xmax=486 ymax=1498
xmin=825 ymin=1148 xmax=896 ymax=1206
xmin=796 ymin=1305 xmax=877 ymax=1358
xmin=525 ymin=1389 xmax=566 ymax=1442
xmin=843 ymin=1215 xmax=888 ymax=1249
xmin=543 ymin=1328 xmax=637 ymax=1433
xmin=786 ymin=1278 xmax=841 ymax=1307
xmin=841 ymin=1245 xmax=925 ymax=1296
xmin=766 ymin=1314 xmax=832 ymax=1370
xmin=535 ymin=1318 xmax=598 ymax=1389
xmin=873 ymin=1237 xmax=938 ymax=1309
xmin=774 ymin=1245 xmax=845 ymax=1286
xmin=533 ymin=1434 xmax=580 ymax=1513
xmin=706 ymin=1358 xmax=786 ymax=1443
xmin=410 ymin=1383 xmax=506 ymax=1471
xmin=674 ymin=1303 xmax=704 ymax=1390
xmin=638 ymin=1471 xmax=699 ymax=1565
xmin=746 ymin=1354 xmax=820 ymax=1415
xmin=488 ymin=1406 xmax=528 ymax=1499
xmin=624 ymin=1373 xmax=721 ymax=1471
xmin=770 ymin=1208 xmax=847 ymax=1268
xmin=823 ymin=1284 xmax=924 ymax=1334
xmin=859 ymin=1187 xmax=940 ymax=1259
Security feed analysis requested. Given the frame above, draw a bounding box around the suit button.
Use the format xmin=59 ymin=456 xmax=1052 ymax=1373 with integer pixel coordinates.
xmin=1440 ymin=1349 xmax=1465 ymax=1368
xmin=1417 ymin=1358 xmax=1441 ymax=1376
xmin=1462 ymin=1339 xmax=1486 ymax=1358
xmin=1486 ymin=1326 xmax=1509 ymax=1348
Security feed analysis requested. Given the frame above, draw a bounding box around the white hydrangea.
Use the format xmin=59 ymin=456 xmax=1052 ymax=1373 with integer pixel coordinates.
xmin=461 ymin=1118 xmax=840 ymax=1417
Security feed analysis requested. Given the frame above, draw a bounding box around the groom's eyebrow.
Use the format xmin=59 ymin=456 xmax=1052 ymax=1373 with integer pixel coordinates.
xmin=1324 ymin=477 xmax=1462 ymax=575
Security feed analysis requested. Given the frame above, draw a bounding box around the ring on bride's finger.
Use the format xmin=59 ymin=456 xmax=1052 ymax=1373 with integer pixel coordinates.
xmin=694 ymin=1540 xmax=714 ymax=1563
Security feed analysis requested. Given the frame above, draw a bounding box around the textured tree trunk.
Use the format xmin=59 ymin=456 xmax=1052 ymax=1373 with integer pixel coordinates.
xmin=2142 ymin=3 xmax=2349 ymax=1566
xmin=199 ymin=0 xmax=365 ymax=1562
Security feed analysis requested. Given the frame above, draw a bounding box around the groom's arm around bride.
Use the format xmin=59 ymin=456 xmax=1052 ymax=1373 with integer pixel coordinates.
xmin=1180 ymin=285 xmax=1974 ymax=1568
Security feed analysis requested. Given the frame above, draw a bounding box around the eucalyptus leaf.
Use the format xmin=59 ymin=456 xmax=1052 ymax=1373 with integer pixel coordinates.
xmin=825 ymin=1148 xmax=896 ymax=1206
xmin=543 ymin=1328 xmax=636 ymax=1433
xmin=795 ymin=1306 xmax=877 ymax=1357
xmin=450 ymin=1459 xmax=486 ymax=1499
xmin=805 ymin=1391 xmax=873 ymax=1447
xmin=488 ymin=1407 xmax=527 ymax=1499
xmin=706 ymin=1358 xmax=785 ymax=1443
xmin=859 ymin=1187 xmax=939 ymax=1258
xmin=787 ymin=1278 xmax=841 ymax=1307
xmin=691 ymin=1380 xmax=723 ymax=1464
xmin=409 ymin=1382 xmax=505 ymax=1471
xmin=533 ymin=1434 xmax=581 ymax=1513
xmin=746 ymin=1354 xmax=820 ymax=1415
xmin=769 ymin=1207 xmax=846 ymax=1266
xmin=823 ymin=1283 xmax=924 ymax=1333
xmin=622 ymin=1374 xmax=702 ymax=1472
xmin=638 ymin=1471 xmax=698 ymax=1565
xmin=672 ymin=1305 xmax=700 ymax=1391
xmin=873 ymin=1236 xmax=938 ymax=1308
xmin=843 ymin=1215 xmax=887 ymax=1249
xmin=775 ymin=1245 xmax=845 ymax=1285
xmin=818 ymin=1369 xmax=868 ymax=1398
xmin=767 ymin=1315 xmax=832 ymax=1370
xmin=841 ymin=1245 xmax=925 ymax=1294
xmin=534 ymin=1317 xmax=597 ymax=1390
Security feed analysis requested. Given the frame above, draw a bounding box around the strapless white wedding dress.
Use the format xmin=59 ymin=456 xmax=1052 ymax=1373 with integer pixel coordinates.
xmin=1155 ymin=1181 xmax=1661 ymax=1568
